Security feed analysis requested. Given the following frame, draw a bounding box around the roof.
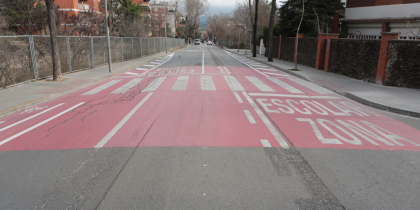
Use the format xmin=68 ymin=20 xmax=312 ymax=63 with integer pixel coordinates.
xmin=341 ymin=17 xmax=420 ymax=23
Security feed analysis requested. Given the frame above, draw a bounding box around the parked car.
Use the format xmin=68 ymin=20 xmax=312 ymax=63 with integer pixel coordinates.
xmin=207 ymin=41 xmax=213 ymax=45
xmin=194 ymin=39 xmax=201 ymax=45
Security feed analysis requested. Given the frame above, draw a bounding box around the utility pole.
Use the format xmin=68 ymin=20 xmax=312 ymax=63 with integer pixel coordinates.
xmin=105 ymin=0 xmax=112 ymax=73
xmin=164 ymin=2 xmax=168 ymax=53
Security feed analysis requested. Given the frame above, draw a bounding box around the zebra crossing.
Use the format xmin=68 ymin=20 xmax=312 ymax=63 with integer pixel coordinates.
xmin=81 ymin=75 xmax=333 ymax=96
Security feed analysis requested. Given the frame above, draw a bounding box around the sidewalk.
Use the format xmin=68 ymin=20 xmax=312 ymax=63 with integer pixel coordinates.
xmin=226 ymin=49 xmax=420 ymax=118
xmin=0 ymin=49 xmax=181 ymax=117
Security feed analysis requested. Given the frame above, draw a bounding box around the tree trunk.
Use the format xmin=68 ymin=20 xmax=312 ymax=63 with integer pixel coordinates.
xmin=252 ymin=0 xmax=259 ymax=57
xmin=267 ymin=0 xmax=276 ymax=62
xmin=46 ymin=0 xmax=62 ymax=81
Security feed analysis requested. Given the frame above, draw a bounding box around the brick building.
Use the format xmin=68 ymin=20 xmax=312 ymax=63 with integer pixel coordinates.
xmin=55 ymin=0 xmax=103 ymax=16
xmin=342 ymin=0 xmax=420 ymax=39
xmin=150 ymin=0 xmax=178 ymax=37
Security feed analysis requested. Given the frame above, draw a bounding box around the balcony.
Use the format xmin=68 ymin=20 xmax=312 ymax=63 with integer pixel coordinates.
xmin=78 ymin=4 xmax=89 ymax=10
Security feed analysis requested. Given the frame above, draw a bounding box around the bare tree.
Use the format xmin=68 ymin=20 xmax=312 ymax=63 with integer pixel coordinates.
xmin=267 ymin=0 xmax=276 ymax=62
xmin=45 ymin=0 xmax=61 ymax=81
xmin=179 ymin=0 xmax=209 ymax=40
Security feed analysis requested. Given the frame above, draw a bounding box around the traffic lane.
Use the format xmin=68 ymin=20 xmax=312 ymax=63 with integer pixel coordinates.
xmin=0 ymin=148 xmax=134 ymax=209
xmin=97 ymin=147 xmax=343 ymax=210
xmin=298 ymin=148 xmax=420 ymax=209
xmin=160 ymin=45 xmax=246 ymax=69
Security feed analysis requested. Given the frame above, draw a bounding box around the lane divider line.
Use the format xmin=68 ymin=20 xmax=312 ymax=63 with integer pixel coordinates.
xmin=242 ymin=92 xmax=289 ymax=148
xmin=138 ymin=54 xmax=174 ymax=77
xmin=95 ymin=92 xmax=153 ymax=148
xmin=225 ymin=52 xmax=269 ymax=77
xmin=0 ymin=103 xmax=65 ymax=133
xmin=0 ymin=102 xmax=84 ymax=146
xmin=233 ymin=91 xmax=243 ymax=103
xmin=244 ymin=110 xmax=256 ymax=124
xmin=260 ymin=139 xmax=272 ymax=147
xmin=248 ymin=93 xmax=340 ymax=99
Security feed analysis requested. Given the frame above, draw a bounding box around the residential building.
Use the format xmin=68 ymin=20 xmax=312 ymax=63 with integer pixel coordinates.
xmin=150 ymin=0 xmax=178 ymax=37
xmin=342 ymin=0 xmax=420 ymax=39
xmin=55 ymin=0 xmax=103 ymax=16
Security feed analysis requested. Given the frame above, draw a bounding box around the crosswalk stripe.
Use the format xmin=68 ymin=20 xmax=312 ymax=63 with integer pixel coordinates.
xmin=268 ymin=77 xmax=304 ymax=93
xmin=260 ymin=139 xmax=272 ymax=147
xmin=201 ymin=76 xmax=216 ymax=91
xmin=142 ymin=77 xmax=166 ymax=92
xmin=82 ymin=80 xmax=121 ymax=95
xmin=264 ymin=72 xmax=289 ymax=76
xmin=125 ymin=72 xmax=138 ymax=76
xmin=218 ymin=66 xmax=225 ymax=74
xmin=150 ymin=62 xmax=161 ymax=64
xmin=171 ymin=76 xmax=189 ymax=91
xmin=246 ymin=76 xmax=275 ymax=92
xmin=224 ymin=76 xmax=245 ymax=91
xmin=112 ymin=78 xmax=143 ymax=93
xmin=223 ymin=67 xmax=231 ymax=75
xmin=135 ymin=68 xmax=148 ymax=70
xmin=144 ymin=65 xmax=155 ymax=67
xmin=288 ymin=77 xmax=333 ymax=94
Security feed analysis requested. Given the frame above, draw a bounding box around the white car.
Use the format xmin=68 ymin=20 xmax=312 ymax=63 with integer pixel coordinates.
xmin=207 ymin=41 xmax=212 ymax=45
xmin=194 ymin=39 xmax=201 ymax=45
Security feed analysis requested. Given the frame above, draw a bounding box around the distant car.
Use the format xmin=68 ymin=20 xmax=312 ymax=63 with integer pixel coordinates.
xmin=194 ymin=39 xmax=201 ymax=45
xmin=207 ymin=41 xmax=213 ymax=45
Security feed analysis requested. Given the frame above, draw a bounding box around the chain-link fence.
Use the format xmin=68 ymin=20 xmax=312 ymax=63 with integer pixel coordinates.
xmin=0 ymin=35 xmax=185 ymax=87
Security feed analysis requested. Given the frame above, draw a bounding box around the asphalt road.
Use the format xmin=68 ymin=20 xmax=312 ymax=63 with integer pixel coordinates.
xmin=0 ymin=44 xmax=420 ymax=210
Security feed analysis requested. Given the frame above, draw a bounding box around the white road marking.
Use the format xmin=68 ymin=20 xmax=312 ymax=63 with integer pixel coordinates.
xmin=257 ymin=68 xmax=277 ymax=71
xmin=242 ymin=92 xmax=289 ymax=148
xmin=289 ymin=77 xmax=333 ymax=94
xmin=251 ymin=65 xmax=268 ymax=67
xmin=112 ymin=78 xmax=143 ymax=93
xmin=138 ymin=54 xmax=174 ymax=77
xmin=82 ymin=80 xmax=121 ymax=95
xmin=226 ymin=52 xmax=269 ymax=77
xmin=223 ymin=67 xmax=231 ymax=75
xmin=135 ymin=68 xmax=148 ymax=70
xmin=144 ymin=65 xmax=155 ymax=67
xmin=125 ymin=72 xmax=139 ymax=76
xmin=260 ymin=139 xmax=272 ymax=147
xmin=224 ymin=76 xmax=245 ymax=91
xmin=244 ymin=110 xmax=256 ymax=124
xmin=156 ymin=59 xmax=166 ymax=61
xmin=248 ymin=93 xmax=341 ymax=99
xmin=0 ymin=121 xmax=4 ymax=124
xmin=171 ymin=76 xmax=189 ymax=91
xmin=264 ymin=72 xmax=290 ymax=76
xmin=268 ymin=77 xmax=304 ymax=93
xmin=246 ymin=76 xmax=275 ymax=92
xmin=142 ymin=77 xmax=166 ymax=92
xmin=0 ymin=104 xmax=64 ymax=132
xmin=201 ymin=76 xmax=216 ymax=91
xmin=95 ymin=93 xmax=153 ymax=148
xmin=0 ymin=103 xmax=84 ymax=146
xmin=198 ymin=46 xmax=205 ymax=73
xmin=218 ymin=66 xmax=225 ymax=74
xmin=233 ymin=91 xmax=243 ymax=103
xmin=150 ymin=62 xmax=161 ymax=64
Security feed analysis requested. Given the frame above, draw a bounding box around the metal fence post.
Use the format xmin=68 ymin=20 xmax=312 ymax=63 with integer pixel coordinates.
xmin=148 ymin=38 xmax=149 ymax=55
xmin=132 ymin=37 xmax=134 ymax=59
xmin=66 ymin=36 xmax=72 ymax=72
xmin=28 ymin=35 xmax=38 ymax=80
xmin=154 ymin=38 xmax=155 ymax=54
xmin=121 ymin=38 xmax=124 ymax=61
xmin=140 ymin=38 xmax=143 ymax=57
xmin=91 ymin=36 xmax=95 ymax=67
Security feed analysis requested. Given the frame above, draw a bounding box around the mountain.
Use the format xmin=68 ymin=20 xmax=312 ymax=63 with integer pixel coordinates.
xmin=199 ymin=16 xmax=208 ymax=31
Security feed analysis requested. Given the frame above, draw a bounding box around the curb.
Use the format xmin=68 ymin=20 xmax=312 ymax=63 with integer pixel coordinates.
xmin=0 ymin=46 xmax=186 ymax=118
xmin=227 ymin=50 xmax=420 ymax=119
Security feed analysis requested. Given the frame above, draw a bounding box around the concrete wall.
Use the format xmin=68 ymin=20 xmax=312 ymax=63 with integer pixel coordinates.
xmin=345 ymin=3 xmax=420 ymax=19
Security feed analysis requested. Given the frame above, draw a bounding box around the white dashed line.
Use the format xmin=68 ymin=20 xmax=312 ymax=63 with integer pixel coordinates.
xmin=233 ymin=91 xmax=243 ymax=103
xmin=244 ymin=110 xmax=256 ymax=124
xmin=260 ymin=139 xmax=272 ymax=147
xmin=248 ymin=93 xmax=340 ymax=99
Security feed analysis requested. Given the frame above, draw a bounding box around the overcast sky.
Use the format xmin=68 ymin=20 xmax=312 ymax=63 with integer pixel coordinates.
xmin=208 ymin=0 xmax=236 ymax=15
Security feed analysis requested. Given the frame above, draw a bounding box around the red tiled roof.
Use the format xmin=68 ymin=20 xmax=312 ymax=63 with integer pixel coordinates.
xmin=341 ymin=17 xmax=420 ymax=23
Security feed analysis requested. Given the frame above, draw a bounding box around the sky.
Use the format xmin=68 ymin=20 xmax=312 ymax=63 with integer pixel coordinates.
xmin=208 ymin=0 xmax=236 ymax=15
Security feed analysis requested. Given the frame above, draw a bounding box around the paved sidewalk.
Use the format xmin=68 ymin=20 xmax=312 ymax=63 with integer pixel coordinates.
xmin=0 ymin=49 xmax=181 ymax=117
xmin=226 ymin=48 xmax=420 ymax=118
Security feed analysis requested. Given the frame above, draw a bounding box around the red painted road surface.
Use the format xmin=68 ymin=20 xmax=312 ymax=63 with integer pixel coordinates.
xmin=1 ymin=53 xmax=420 ymax=151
